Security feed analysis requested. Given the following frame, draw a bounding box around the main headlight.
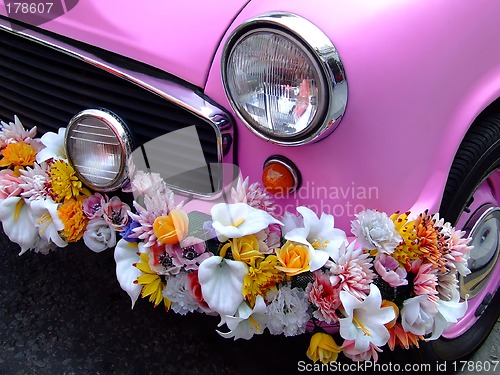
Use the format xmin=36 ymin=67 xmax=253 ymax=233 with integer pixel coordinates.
xmin=222 ymin=13 xmax=347 ymax=145
xmin=65 ymin=109 xmax=133 ymax=191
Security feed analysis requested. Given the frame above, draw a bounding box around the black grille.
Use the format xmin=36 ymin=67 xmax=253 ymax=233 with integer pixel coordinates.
xmin=0 ymin=26 xmax=221 ymax=194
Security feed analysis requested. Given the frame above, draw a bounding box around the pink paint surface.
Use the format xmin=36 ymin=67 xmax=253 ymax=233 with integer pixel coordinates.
xmin=205 ymin=0 xmax=500 ymax=230
xmin=0 ymin=1 xmax=249 ymax=87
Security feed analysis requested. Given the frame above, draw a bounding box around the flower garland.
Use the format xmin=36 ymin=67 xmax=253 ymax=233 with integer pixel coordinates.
xmin=0 ymin=116 xmax=472 ymax=364
xmin=0 ymin=116 xmax=129 ymax=255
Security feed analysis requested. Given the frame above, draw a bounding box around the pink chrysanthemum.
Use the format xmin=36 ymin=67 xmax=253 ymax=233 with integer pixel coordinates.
xmin=128 ymin=170 xmax=171 ymax=200
xmin=308 ymin=271 xmax=340 ymax=324
xmin=327 ymin=242 xmax=375 ymax=301
xmin=18 ymin=162 xmax=49 ymax=200
xmin=128 ymin=193 xmax=173 ymax=247
xmin=436 ymin=270 xmax=459 ymax=301
xmin=231 ymin=177 xmax=277 ymax=216
xmin=0 ymin=169 xmax=23 ymax=199
xmin=410 ymin=260 xmax=438 ymax=296
xmin=441 ymin=223 xmax=472 ymax=277
xmin=0 ymin=116 xmax=37 ymax=145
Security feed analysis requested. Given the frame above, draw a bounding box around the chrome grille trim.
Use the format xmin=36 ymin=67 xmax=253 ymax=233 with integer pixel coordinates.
xmin=0 ymin=17 xmax=234 ymax=197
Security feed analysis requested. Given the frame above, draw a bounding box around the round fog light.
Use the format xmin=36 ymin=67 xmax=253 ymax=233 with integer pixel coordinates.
xmin=65 ymin=109 xmax=133 ymax=191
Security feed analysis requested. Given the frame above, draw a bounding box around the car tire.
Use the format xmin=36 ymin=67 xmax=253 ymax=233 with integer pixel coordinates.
xmin=421 ymin=111 xmax=500 ymax=361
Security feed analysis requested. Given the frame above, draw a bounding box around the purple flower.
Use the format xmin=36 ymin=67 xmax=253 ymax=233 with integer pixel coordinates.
xmin=103 ymin=196 xmax=130 ymax=230
xmin=82 ymin=193 xmax=106 ymax=219
xmin=374 ymin=253 xmax=408 ymax=288
xmin=167 ymin=237 xmax=211 ymax=271
xmin=120 ymin=219 xmax=141 ymax=242
xmin=202 ymin=220 xmax=218 ymax=242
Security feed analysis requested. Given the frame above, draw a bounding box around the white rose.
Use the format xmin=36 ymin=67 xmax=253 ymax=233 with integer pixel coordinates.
xmin=83 ymin=218 xmax=117 ymax=253
xmin=401 ymin=295 xmax=439 ymax=336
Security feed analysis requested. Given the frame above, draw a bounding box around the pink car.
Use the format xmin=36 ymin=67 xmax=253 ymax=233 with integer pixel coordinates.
xmin=1 ymin=0 xmax=499 ymax=362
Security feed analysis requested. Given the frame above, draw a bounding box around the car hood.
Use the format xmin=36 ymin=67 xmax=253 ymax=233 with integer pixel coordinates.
xmin=0 ymin=0 xmax=249 ymax=88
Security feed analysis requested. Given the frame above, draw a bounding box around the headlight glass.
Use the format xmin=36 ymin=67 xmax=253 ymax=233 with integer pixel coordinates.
xmin=65 ymin=109 xmax=132 ymax=191
xmin=224 ymin=29 xmax=327 ymax=143
xmin=222 ymin=13 xmax=347 ymax=145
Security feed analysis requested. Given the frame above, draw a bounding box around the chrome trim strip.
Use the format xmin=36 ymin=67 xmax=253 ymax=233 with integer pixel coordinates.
xmin=0 ymin=18 xmax=234 ymax=196
xmin=222 ymin=12 xmax=347 ymax=146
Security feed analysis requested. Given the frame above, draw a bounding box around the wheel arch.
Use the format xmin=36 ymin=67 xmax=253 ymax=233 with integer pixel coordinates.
xmin=439 ymin=96 xmax=500 ymax=220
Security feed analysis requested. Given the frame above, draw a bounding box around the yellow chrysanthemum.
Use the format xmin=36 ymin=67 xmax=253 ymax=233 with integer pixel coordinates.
xmin=0 ymin=142 xmax=37 ymax=168
xmin=49 ymin=160 xmax=90 ymax=202
xmin=243 ymin=255 xmax=286 ymax=307
xmin=390 ymin=211 xmax=447 ymax=271
xmin=134 ymin=252 xmax=171 ymax=310
xmin=390 ymin=212 xmax=418 ymax=267
xmin=58 ymin=197 xmax=88 ymax=242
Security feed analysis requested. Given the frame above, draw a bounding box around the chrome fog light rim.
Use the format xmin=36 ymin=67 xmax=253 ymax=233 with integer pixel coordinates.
xmin=65 ymin=109 xmax=133 ymax=192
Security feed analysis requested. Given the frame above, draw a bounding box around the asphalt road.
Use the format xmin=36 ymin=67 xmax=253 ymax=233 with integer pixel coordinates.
xmin=0 ymin=228 xmax=498 ymax=375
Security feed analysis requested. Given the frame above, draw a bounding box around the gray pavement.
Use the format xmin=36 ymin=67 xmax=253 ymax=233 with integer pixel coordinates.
xmin=461 ymin=320 xmax=500 ymax=375
xmin=0 ymin=229 xmax=498 ymax=374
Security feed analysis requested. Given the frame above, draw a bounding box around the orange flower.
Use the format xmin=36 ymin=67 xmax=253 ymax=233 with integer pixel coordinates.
xmin=391 ymin=211 xmax=447 ymax=271
xmin=58 ymin=197 xmax=89 ymax=242
xmin=306 ymin=332 xmax=341 ymax=364
xmin=413 ymin=211 xmax=448 ymax=272
xmin=275 ymin=241 xmax=310 ymax=276
xmin=153 ymin=209 xmax=188 ymax=245
xmin=0 ymin=142 xmax=37 ymax=168
xmin=387 ymin=323 xmax=423 ymax=351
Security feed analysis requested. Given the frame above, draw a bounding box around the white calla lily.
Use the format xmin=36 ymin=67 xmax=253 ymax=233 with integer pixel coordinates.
xmin=198 ymin=255 xmax=248 ymax=316
xmin=211 ymin=203 xmax=282 ymax=242
xmin=30 ymin=198 xmax=67 ymax=248
xmin=217 ymin=295 xmax=268 ymax=340
xmin=339 ymin=284 xmax=395 ymax=352
xmin=285 ymin=206 xmax=347 ymax=271
xmin=0 ymin=197 xmax=39 ymax=255
xmin=36 ymin=128 xmax=67 ymax=163
xmin=114 ymin=239 xmax=142 ymax=308
xmin=427 ymin=290 xmax=468 ymax=341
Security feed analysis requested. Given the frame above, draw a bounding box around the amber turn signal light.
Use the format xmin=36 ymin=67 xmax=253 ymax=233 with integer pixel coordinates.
xmin=262 ymin=157 xmax=300 ymax=195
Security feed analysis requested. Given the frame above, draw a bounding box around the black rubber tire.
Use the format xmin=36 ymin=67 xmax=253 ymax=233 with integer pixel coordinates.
xmin=440 ymin=112 xmax=500 ymax=221
xmin=421 ymin=112 xmax=500 ymax=361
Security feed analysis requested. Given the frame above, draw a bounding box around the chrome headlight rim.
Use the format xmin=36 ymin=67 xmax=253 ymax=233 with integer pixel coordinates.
xmin=65 ymin=108 xmax=134 ymax=192
xmin=222 ymin=12 xmax=347 ymax=146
